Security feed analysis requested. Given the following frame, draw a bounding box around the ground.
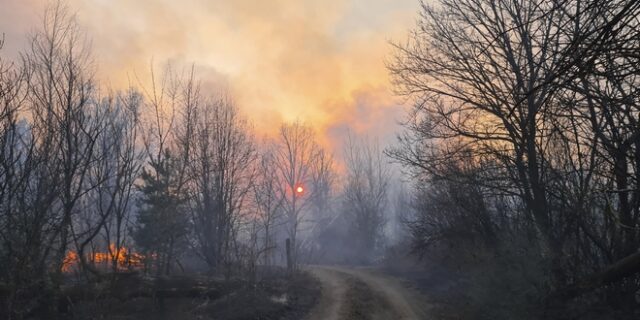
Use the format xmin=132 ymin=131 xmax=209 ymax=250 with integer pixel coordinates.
xmin=55 ymin=269 xmax=320 ymax=320
xmin=305 ymin=266 xmax=430 ymax=320
xmin=44 ymin=265 xmax=437 ymax=319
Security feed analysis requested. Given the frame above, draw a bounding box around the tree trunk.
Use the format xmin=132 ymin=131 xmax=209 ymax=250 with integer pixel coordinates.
xmin=286 ymin=238 xmax=292 ymax=275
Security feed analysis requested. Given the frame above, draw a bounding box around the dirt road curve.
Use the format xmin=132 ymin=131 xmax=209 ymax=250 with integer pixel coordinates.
xmin=305 ymin=266 xmax=429 ymax=320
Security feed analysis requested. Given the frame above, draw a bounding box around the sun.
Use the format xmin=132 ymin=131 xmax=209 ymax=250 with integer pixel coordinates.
xmin=296 ymin=186 xmax=304 ymax=194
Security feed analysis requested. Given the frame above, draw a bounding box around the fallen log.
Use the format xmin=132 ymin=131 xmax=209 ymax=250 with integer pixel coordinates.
xmin=127 ymin=286 xmax=223 ymax=300
xmin=552 ymin=251 xmax=640 ymax=301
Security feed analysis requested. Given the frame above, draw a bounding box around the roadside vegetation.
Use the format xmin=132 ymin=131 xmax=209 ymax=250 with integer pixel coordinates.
xmin=388 ymin=0 xmax=640 ymax=318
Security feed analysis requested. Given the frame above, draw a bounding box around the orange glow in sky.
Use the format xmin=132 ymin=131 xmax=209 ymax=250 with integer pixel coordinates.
xmin=0 ymin=0 xmax=418 ymax=153
xmin=296 ymin=186 xmax=304 ymax=194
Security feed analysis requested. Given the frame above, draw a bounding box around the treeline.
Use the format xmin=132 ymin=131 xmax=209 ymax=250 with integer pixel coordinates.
xmin=389 ymin=0 xmax=640 ymax=317
xmin=0 ymin=2 xmax=394 ymax=318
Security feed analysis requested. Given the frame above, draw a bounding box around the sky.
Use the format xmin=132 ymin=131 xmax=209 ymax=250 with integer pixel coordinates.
xmin=0 ymin=0 xmax=418 ymax=154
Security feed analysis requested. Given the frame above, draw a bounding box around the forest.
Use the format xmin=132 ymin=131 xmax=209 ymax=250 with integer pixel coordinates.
xmin=1 ymin=0 xmax=640 ymax=319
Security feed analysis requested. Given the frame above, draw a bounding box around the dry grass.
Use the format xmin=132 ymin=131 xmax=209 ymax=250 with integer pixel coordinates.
xmin=56 ymin=270 xmax=320 ymax=320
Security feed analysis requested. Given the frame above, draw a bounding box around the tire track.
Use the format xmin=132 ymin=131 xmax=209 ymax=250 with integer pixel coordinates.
xmin=305 ymin=266 xmax=428 ymax=320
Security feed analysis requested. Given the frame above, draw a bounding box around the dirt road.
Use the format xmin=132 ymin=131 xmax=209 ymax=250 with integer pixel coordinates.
xmin=305 ymin=266 xmax=429 ymax=320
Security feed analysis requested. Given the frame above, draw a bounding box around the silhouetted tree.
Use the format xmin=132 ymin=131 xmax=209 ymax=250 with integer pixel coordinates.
xmin=134 ymin=149 xmax=188 ymax=276
xmin=273 ymin=121 xmax=320 ymax=270
xmin=342 ymin=135 xmax=390 ymax=264
xmin=182 ymin=94 xmax=256 ymax=275
xmin=389 ymin=0 xmax=640 ymax=310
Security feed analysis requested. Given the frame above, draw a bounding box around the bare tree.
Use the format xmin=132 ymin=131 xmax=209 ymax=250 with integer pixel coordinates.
xmin=342 ymin=135 xmax=390 ymax=264
xmin=273 ymin=121 xmax=320 ymax=270
xmin=389 ymin=0 xmax=576 ymax=275
xmin=307 ymin=149 xmax=336 ymax=259
xmin=102 ymin=90 xmax=144 ymax=273
xmin=389 ymin=0 xmax=640 ymax=304
xmin=0 ymin=26 xmax=51 ymax=318
xmin=0 ymin=2 xmax=110 ymax=315
xmin=71 ymin=89 xmax=143 ymax=275
xmin=139 ymin=63 xmax=179 ymax=170
xmin=25 ymin=1 xmax=105 ymax=286
xmin=252 ymin=147 xmax=285 ymax=267
xmin=182 ymin=92 xmax=256 ymax=274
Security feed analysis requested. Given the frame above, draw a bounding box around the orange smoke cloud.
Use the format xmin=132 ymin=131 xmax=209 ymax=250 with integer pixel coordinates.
xmin=0 ymin=0 xmax=417 ymax=155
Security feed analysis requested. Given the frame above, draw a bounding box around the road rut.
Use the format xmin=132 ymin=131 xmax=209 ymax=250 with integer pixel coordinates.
xmin=305 ymin=266 xmax=429 ymax=320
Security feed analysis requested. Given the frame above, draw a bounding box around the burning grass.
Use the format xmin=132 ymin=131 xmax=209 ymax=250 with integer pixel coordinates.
xmin=62 ymin=244 xmax=146 ymax=273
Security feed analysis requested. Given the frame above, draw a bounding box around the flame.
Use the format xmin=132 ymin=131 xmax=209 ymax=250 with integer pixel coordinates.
xmin=62 ymin=244 xmax=145 ymax=273
xmin=62 ymin=250 xmax=79 ymax=272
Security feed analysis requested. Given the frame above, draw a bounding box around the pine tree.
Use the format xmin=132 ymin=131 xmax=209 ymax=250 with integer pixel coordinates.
xmin=133 ymin=149 xmax=188 ymax=276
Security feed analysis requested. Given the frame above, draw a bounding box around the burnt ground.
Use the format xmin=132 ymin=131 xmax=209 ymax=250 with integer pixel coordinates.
xmin=381 ymin=266 xmax=471 ymax=320
xmin=46 ymin=269 xmax=320 ymax=320
xmin=381 ymin=263 xmax=640 ymax=320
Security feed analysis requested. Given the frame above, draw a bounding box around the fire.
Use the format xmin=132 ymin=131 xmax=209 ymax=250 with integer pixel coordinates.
xmin=62 ymin=244 xmax=145 ymax=273
xmin=62 ymin=250 xmax=79 ymax=272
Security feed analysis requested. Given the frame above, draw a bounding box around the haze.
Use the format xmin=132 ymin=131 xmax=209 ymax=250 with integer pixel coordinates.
xmin=2 ymin=1 xmax=640 ymax=320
